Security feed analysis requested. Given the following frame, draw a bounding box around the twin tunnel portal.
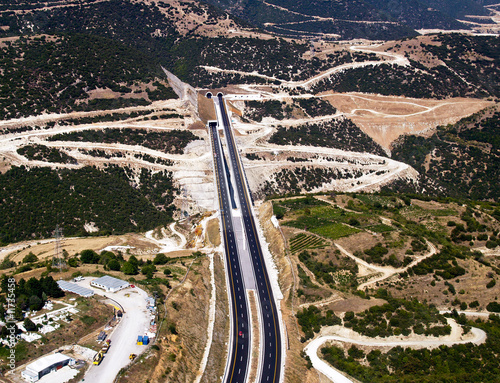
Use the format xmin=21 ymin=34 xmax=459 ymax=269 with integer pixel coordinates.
xmin=207 ymin=93 xmax=283 ymax=383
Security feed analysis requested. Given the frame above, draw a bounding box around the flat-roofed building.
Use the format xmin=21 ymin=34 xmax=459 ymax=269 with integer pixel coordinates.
xmin=57 ymin=280 xmax=94 ymax=297
xmin=90 ymin=275 xmax=129 ymax=293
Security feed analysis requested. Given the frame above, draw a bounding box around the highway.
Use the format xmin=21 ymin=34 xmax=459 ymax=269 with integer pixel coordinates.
xmin=208 ymin=122 xmax=251 ymax=383
xmin=215 ymin=94 xmax=283 ymax=383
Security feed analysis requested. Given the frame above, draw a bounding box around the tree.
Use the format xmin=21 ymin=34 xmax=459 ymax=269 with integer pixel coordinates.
xmin=142 ymin=264 xmax=156 ymax=279
xmin=29 ymin=295 xmax=43 ymax=311
xmin=25 ymin=277 xmax=43 ymax=298
xmin=108 ymin=259 xmax=121 ymax=271
xmin=23 ymin=252 xmax=38 ymax=264
xmin=121 ymin=261 xmax=138 ymax=275
xmin=40 ymin=276 xmax=64 ymax=298
xmin=153 ymin=253 xmax=168 ymax=265
xmin=80 ymin=249 xmax=99 ymax=264
xmin=486 ymin=301 xmax=500 ymax=312
xmin=67 ymin=257 xmax=79 ymax=267
xmin=128 ymin=255 xmax=139 ymax=267
xmin=23 ymin=317 xmax=38 ymax=332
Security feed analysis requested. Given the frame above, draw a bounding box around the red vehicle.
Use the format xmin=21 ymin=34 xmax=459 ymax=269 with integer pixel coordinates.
xmin=130 ymin=285 xmax=135 ymax=288
xmin=238 ymin=331 xmax=243 ymax=337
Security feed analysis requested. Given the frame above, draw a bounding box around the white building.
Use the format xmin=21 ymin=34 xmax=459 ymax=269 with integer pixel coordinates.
xmin=57 ymin=280 xmax=94 ymax=297
xmin=21 ymin=353 xmax=74 ymax=382
xmin=90 ymin=275 xmax=129 ymax=293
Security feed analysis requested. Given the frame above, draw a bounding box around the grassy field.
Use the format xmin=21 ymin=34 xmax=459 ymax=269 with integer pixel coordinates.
xmin=310 ymin=223 xmax=360 ymax=240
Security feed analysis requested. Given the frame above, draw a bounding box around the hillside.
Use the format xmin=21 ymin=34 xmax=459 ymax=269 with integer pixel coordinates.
xmin=0 ymin=0 xmax=257 ymax=117
xmin=312 ymin=34 xmax=500 ymax=99
xmin=263 ymin=191 xmax=500 ymax=383
xmin=388 ymin=106 xmax=500 ymax=200
xmin=0 ymin=165 xmax=176 ymax=244
xmin=203 ymin=0 xmax=494 ymax=40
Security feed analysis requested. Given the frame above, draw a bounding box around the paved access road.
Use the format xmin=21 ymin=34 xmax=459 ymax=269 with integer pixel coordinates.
xmin=209 ymin=122 xmax=251 ymax=383
xmin=216 ymin=95 xmax=282 ymax=383
xmin=74 ymin=278 xmax=151 ymax=383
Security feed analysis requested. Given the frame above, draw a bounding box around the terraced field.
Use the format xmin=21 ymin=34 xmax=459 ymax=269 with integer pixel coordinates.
xmin=289 ymin=233 xmax=328 ymax=254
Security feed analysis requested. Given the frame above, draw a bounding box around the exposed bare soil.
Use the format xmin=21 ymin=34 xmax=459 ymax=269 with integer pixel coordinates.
xmin=321 ymin=93 xmax=493 ymax=150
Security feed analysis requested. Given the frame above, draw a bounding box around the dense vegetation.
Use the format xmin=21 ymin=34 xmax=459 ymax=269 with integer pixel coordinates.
xmin=203 ymin=0 xmax=481 ymax=39
xmin=269 ymin=118 xmax=386 ymax=156
xmin=321 ymin=314 xmax=500 ymax=383
xmin=17 ymin=145 xmax=77 ymax=164
xmin=0 ymin=275 xmax=64 ymax=321
xmin=246 ymin=100 xmax=290 ymax=121
xmin=345 ymin=290 xmax=450 ymax=337
xmin=245 ymin=98 xmax=336 ymax=121
xmin=390 ymin=108 xmax=500 ymax=200
xmin=297 ymin=291 xmax=451 ymax=341
xmin=49 ymin=128 xmax=198 ymax=154
xmin=296 ymin=98 xmax=336 ymax=117
xmin=313 ymin=34 xmax=499 ymax=99
xmin=409 ymin=245 xmax=470 ymax=280
xmin=297 ymin=305 xmax=341 ymax=341
xmin=261 ymin=166 xmax=362 ymax=196
xmin=0 ymin=33 xmax=172 ymax=119
xmin=0 ymin=166 xmax=176 ymax=244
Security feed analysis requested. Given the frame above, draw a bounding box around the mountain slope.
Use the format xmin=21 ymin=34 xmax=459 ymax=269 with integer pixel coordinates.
xmin=202 ymin=0 xmax=491 ymax=39
xmin=389 ymin=106 xmax=500 ymax=200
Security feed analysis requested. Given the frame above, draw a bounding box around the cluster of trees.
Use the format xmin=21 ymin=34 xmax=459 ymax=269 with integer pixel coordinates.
xmin=80 ymin=149 xmax=122 ymax=159
xmin=269 ymin=118 xmax=386 ymax=156
xmin=55 ymin=110 xmax=154 ymax=126
xmin=245 ymin=100 xmax=289 ymax=122
xmin=297 ymin=305 xmax=341 ymax=342
xmin=146 ymin=81 xmax=178 ymax=101
xmin=312 ymin=34 xmax=499 ymax=99
xmin=421 ymin=34 xmax=500 ymax=98
xmin=296 ymin=98 xmax=336 ymax=117
xmin=391 ymin=110 xmax=500 ymax=200
xmin=409 ymin=245 xmax=467 ymax=280
xmin=49 ymin=128 xmax=198 ymax=155
xmin=261 ymin=166 xmax=363 ymax=197
xmin=212 ymin=0 xmax=465 ymax=40
xmin=362 ymin=243 xmax=389 ymax=263
xmin=0 ymin=32 xmax=171 ymax=119
xmin=78 ymin=249 xmax=170 ymax=279
xmin=0 ymin=166 xmax=176 ymax=244
xmin=245 ymin=153 xmax=262 ymax=161
xmin=320 ymin=314 xmax=500 ymax=382
xmin=298 ymin=250 xmax=338 ymax=287
xmin=0 ymin=275 xmax=64 ymax=322
xmin=344 ymin=291 xmax=450 ymax=338
xmin=271 ymin=19 xmax=416 ymax=41
xmin=272 ymin=196 xmax=327 ymax=219
xmin=312 ymin=62 xmax=473 ymax=99
xmin=17 ymin=145 xmax=77 ymax=165
xmin=194 ymin=49 xmax=379 ymax=88
xmin=133 ymin=153 xmax=173 ymax=166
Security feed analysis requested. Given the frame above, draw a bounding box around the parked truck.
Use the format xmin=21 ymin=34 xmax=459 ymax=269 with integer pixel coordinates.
xmin=93 ymin=351 xmax=104 ymax=365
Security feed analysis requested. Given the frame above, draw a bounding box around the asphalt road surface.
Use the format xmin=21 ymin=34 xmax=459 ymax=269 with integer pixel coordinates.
xmin=74 ymin=278 xmax=151 ymax=383
xmin=209 ymin=122 xmax=251 ymax=383
xmin=216 ymin=95 xmax=283 ymax=383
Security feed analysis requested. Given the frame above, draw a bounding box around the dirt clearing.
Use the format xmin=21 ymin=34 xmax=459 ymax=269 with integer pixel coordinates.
xmin=321 ymin=93 xmax=493 ymax=150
